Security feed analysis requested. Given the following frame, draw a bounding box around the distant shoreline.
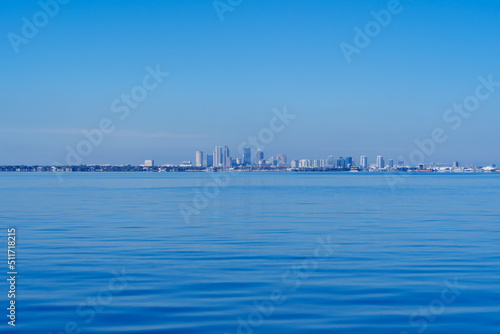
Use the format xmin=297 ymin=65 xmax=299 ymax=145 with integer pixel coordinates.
xmin=0 ymin=165 xmax=497 ymax=173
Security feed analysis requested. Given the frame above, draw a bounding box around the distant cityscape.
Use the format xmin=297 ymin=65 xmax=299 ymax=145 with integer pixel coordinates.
xmin=0 ymin=145 xmax=498 ymax=173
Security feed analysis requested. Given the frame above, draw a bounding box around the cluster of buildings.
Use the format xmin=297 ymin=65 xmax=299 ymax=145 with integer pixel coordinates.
xmin=183 ymin=147 xmax=289 ymax=168
xmin=156 ymin=147 xmax=499 ymax=173
xmin=183 ymin=147 xmax=393 ymax=171
xmin=0 ymin=147 xmax=497 ymax=173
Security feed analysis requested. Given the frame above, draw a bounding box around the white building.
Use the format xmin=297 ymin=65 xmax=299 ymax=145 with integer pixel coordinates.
xmin=195 ymin=151 xmax=203 ymax=167
xmin=376 ymin=156 xmax=384 ymax=169
xmin=214 ymin=146 xmax=223 ymax=167
xmin=360 ymin=156 xmax=368 ymax=170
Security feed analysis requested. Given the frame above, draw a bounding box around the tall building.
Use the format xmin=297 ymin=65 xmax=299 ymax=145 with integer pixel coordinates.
xmin=388 ymin=159 xmax=394 ymax=168
xmin=243 ymin=147 xmax=251 ymax=166
xmin=336 ymin=157 xmax=345 ymax=168
xmin=299 ymin=159 xmax=310 ymax=168
xmin=345 ymin=157 xmax=353 ymax=168
xmin=360 ymin=156 xmax=368 ymax=170
xmin=223 ymin=146 xmax=230 ymax=167
xmin=376 ymin=156 xmax=385 ymax=169
xmin=255 ymin=149 xmax=264 ymax=163
xmin=144 ymin=160 xmax=154 ymax=167
xmin=206 ymin=154 xmax=213 ymax=167
xmin=453 ymin=161 xmax=459 ymax=168
xmin=214 ymin=146 xmax=223 ymax=167
xmin=225 ymin=157 xmax=233 ymax=167
xmin=195 ymin=151 xmax=203 ymax=167
xmin=327 ymin=155 xmax=335 ymax=167
xmin=277 ymin=154 xmax=287 ymax=165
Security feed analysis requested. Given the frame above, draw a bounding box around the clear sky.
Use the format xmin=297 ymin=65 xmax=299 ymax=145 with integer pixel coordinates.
xmin=1 ymin=0 xmax=500 ymax=166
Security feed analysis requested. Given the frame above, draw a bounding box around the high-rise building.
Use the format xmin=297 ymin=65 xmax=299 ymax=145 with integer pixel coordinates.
xmin=223 ymin=146 xmax=230 ymax=167
xmin=214 ymin=146 xmax=223 ymax=167
xmin=327 ymin=155 xmax=335 ymax=167
xmin=243 ymin=147 xmax=251 ymax=166
xmin=453 ymin=161 xmax=459 ymax=168
xmin=291 ymin=160 xmax=299 ymax=168
xmin=206 ymin=154 xmax=213 ymax=167
xmin=336 ymin=157 xmax=345 ymax=168
xmin=360 ymin=156 xmax=368 ymax=170
xmin=195 ymin=151 xmax=203 ymax=167
xmin=376 ymin=156 xmax=384 ymax=169
xmin=345 ymin=157 xmax=353 ymax=168
xmin=225 ymin=157 xmax=232 ymax=167
xmin=277 ymin=154 xmax=287 ymax=165
xmin=388 ymin=159 xmax=394 ymax=168
xmin=299 ymin=159 xmax=310 ymax=168
xmin=144 ymin=160 xmax=154 ymax=167
xmin=255 ymin=149 xmax=264 ymax=163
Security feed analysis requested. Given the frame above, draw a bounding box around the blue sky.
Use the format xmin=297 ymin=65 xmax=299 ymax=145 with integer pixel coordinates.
xmin=1 ymin=0 xmax=500 ymax=165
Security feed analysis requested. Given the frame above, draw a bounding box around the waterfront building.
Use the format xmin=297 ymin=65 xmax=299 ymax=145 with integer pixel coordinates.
xmin=243 ymin=147 xmax=252 ymax=166
xmin=206 ymin=154 xmax=213 ymax=167
xmin=360 ymin=156 xmax=368 ymax=170
xmin=299 ymin=159 xmax=310 ymax=168
xmin=144 ymin=160 xmax=154 ymax=167
xmin=277 ymin=154 xmax=287 ymax=164
xmin=196 ymin=151 xmax=203 ymax=167
xmin=336 ymin=157 xmax=345 ymax=168
xmin=255 ymin=149 xmax=264 ymax=163
xmin=346 ymin=157 xmax=353 ymax=168
xmin=223 ymin=146 xmax=230 ymax=167
xmin=214 ymin=146 xmax=223 ymax=167
xmin=327 ymin=155 xmax=335 ymax=167
xmin=387 ymin=159 xmax=394 ymax=169
xmin=291 ymin=160 xmax=299 ymax=168
xmin=376 ymin=156 xmax=384 ymax=169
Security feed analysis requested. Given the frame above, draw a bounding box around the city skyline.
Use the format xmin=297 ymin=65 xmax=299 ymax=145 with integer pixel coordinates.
xmin=1 ymin=1 xmax=500 ymax=166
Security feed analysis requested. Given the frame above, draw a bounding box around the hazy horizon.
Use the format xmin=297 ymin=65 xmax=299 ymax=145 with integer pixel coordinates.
xmin=1 ymin=0 xmax=499 ymax=166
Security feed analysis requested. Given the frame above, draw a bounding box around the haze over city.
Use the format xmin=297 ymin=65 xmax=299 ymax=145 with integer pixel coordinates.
xmin=1 ymin=0 xmax=500 ymax=165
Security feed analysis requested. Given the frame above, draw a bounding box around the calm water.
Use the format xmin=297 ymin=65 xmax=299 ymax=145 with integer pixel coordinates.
xmin=0 ymin=172 xmax=499 ymax=334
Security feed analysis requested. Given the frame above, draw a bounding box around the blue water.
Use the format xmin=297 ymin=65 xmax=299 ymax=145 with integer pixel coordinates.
xmin=0 ymin=172 xmax=499 ymax=334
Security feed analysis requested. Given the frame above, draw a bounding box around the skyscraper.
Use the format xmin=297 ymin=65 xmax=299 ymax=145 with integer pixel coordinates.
xmin=277 ymin=154 xmax=287 ymax=165
xmin=255 ymin=149 xmax=264 ymax=163
xmin=327 ymin=155 xmax=335 ymax=167
xmin=243 ymin=147 xmax=251 ymax=166
xmin=206 ymin=154 xmax=213 ymax=167
xmin=360 ymin=156 xmax=368 ymax=170
xmin=345 ymin=157 xmax=353 ymax=168
xmin=214 ymin=146 xmax=223 ymax=167
xmin=336 ymin=157 xmax=345 ymax=168
xmin=223 ymin=146 xmax=230 ymax=167
xmin=388 ymin=159 xmax=394 ymax=168
xmin=376 ymin=156 xmax=385 ymax=169
xmin=195 ymin=151 xmax=203 ymax=167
